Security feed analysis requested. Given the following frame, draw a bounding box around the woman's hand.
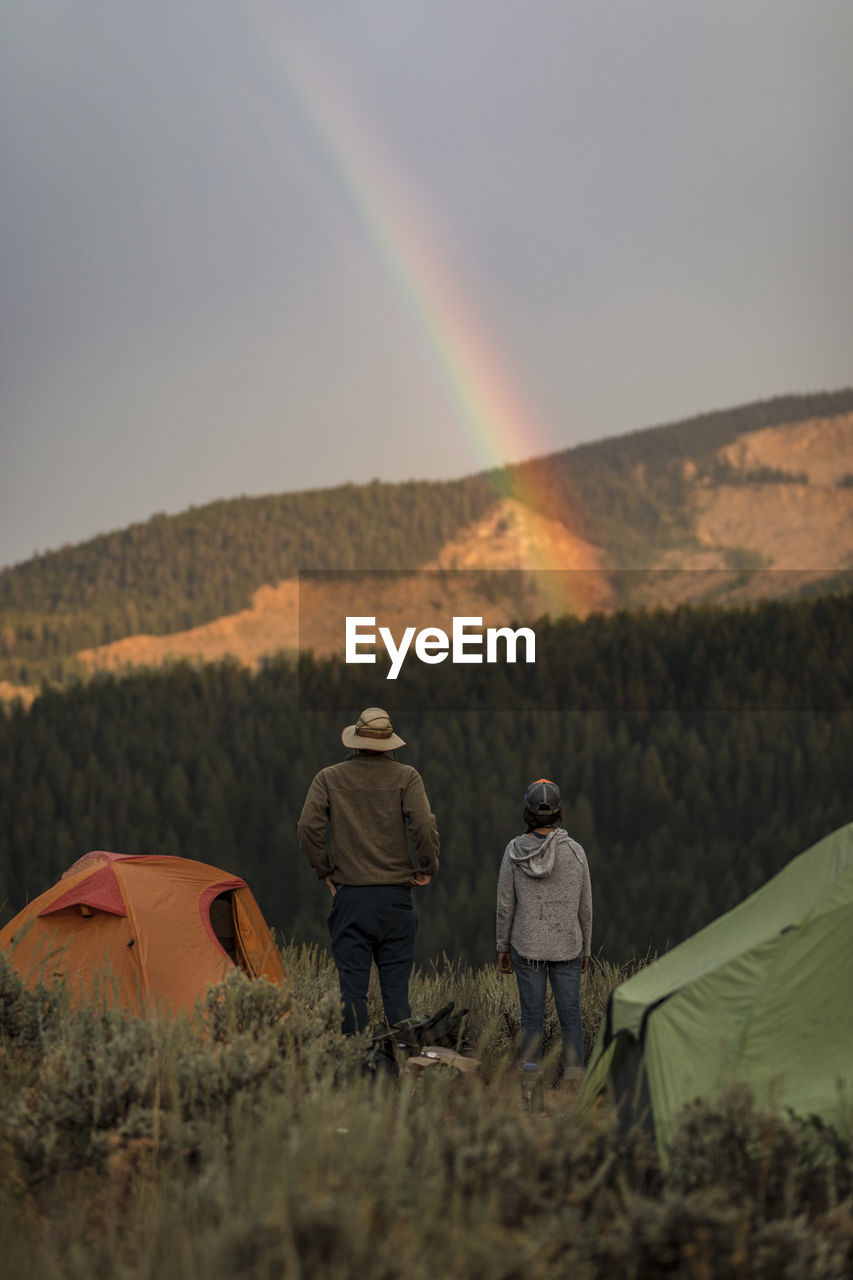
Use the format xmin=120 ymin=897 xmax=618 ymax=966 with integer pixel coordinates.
xmin=497 ymin=951 xmax=513 ymax=974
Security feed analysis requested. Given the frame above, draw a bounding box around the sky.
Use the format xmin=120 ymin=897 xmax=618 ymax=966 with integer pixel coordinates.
xmin=2 ymin=0 xmax=852 ymax=570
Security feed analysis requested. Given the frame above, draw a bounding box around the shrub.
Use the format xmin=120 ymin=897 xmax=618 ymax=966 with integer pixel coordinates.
xmin=2 ymin=946 xmax=852 ymax=1278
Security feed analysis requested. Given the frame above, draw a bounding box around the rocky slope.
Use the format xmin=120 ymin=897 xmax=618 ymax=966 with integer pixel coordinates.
xmin=71 ymin=414 xmax=852 ymax=677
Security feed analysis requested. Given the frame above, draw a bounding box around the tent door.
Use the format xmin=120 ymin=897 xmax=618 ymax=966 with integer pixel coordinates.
xmin=208 ymin=889 xmax=275 ymax=978
xmin=610 ymin=1032 xmax=654 ymax=1137
xmin=232 ymin=893 xmax=275 ymax=977
xmin=209 ymin=891 xmax=248 ymax=971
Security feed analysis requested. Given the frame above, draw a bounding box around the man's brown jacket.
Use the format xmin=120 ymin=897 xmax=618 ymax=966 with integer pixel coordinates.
xmin=297 ymin=752 xmax=440 ymax=886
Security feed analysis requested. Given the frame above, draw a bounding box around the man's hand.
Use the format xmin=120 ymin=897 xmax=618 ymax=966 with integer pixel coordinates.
xmin=324 ymin=876 xmax=338 ymax=897
xmin=409 ymin=872 xmax=432 ymax=887
xmin=581 ymin=955 xmax=589 ymax=974
xmin=497 ymin=951 xmax=513 ymax=974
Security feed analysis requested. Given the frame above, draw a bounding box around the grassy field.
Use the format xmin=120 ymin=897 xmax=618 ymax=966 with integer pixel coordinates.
xmin=2 ymin=944 xmax=852 ymax=1279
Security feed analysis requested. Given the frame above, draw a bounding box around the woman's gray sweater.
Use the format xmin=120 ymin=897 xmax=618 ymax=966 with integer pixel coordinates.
xmin=495 ymin=827 xmax=592 ymax=962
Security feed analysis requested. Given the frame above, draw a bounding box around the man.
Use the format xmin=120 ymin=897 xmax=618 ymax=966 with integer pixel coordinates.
xmin=297 ymin=707 xmax=440 ymax=1035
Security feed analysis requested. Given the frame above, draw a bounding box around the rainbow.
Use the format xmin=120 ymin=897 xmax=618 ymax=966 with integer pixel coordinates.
xmin=244 ymin=5 xmax=600 ymax=614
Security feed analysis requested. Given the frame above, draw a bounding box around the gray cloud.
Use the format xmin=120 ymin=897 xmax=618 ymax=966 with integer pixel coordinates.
xmin=2 ymin=0 xmax=851 ymax=567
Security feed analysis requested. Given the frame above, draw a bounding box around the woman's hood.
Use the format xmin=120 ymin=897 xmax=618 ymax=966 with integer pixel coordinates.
xmin=509 ymin=828 xmax=560 ymax=877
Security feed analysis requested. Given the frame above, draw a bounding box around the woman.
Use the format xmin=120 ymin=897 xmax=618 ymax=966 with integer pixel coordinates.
xmin=496 ymin=778 xmax=593 ymax=1096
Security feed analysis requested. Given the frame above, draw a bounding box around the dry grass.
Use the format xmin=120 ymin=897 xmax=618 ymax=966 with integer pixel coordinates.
xmin=1 ymin=945 xmax=852 ymax=1279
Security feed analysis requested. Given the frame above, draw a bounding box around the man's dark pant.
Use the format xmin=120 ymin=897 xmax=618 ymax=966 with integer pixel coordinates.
xmin=327 ymin=884 xmax=417 ymax=1035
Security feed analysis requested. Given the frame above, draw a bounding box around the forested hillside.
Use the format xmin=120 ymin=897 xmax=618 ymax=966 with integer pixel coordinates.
xmin=2 ymin=591 xmax=850 ymax=962
xmin=2 ymin=387 xmax=852 ymax=687
xmin=0 ymin=478 xmax=497 ymax=685
xmin=508 ymin=388 xmax=853 ymax=559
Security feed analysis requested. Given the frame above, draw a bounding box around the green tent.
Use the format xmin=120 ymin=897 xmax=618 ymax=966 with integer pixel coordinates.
xmin=579 ymin=822 xmax=853 ymax=1154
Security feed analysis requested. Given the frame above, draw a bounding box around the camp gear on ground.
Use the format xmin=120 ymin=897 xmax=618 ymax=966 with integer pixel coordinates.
xmin=341 ymin=707 xmax=405 ymax=752
xmin=406 ymin=1043 xmax=481 ymax=1078
xmin=578 ymin=822 xmax=853 ymax=1159
xmin=367 ymin=1002 xmax=474 ymax=1078
xmin=0 ymin=850 xmax=285 ymax=1016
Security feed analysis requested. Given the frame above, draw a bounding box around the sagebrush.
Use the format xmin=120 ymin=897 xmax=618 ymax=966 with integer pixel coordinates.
xmin=1 ymin=945 xmax=852 ymax=1279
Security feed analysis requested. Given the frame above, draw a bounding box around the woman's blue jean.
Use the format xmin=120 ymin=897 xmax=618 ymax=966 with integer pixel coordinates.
xmin=511 ymin=947 xmax=584 ymax=1068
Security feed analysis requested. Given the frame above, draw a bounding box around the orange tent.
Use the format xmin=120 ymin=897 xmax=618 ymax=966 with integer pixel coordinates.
xmin=0 ymin=850 xmax=286 ymax=1016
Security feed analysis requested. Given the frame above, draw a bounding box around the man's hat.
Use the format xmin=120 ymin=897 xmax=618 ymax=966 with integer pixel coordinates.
xmin=341 ymin=707 xmax=405 ymax=752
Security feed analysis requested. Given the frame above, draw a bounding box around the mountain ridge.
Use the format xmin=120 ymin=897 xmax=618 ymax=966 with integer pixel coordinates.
xmin=2 ymin=388 xmax=852 ymax=698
